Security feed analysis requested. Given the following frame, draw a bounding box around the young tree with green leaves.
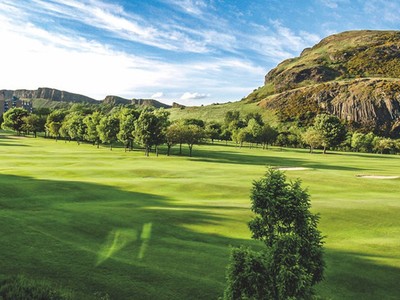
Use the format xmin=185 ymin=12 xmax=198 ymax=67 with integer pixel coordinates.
xmin=224 ymin=168 xmax=324 ymax=300
xmin=182 ymin=124 xmax=205 ymax=157
xmin=45 ymin=109 xmax=67 ymax=140
xmin=134 ymin=109 xmax=169 ymax=156
xmin=259 ymin=124 xmax=278 ymax=149
xmin=205 ymin=122 xmax=222 ymax=143
xmin=302 ymin=127 xmax=324 ymax=153
xmin=1 ymin=108 xmax=29 ymax=135
xmin=22 ymin=114 xmax=42 ymax=137
xmin=313 ymin=113 xmax=346 ymax=154
xmin=117 ymin=108 xmax=139 ymax=151
xmin=166 ymin=121 xmax=185 ymax=155
xmin=97 ymin=115 xmax=120 ymax=150
xmin=83 ymin=111 xmax=103 ymax=148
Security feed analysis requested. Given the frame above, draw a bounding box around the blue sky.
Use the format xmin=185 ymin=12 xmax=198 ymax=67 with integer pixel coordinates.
xmin=1 ymin=0 xmax=399 ymax=105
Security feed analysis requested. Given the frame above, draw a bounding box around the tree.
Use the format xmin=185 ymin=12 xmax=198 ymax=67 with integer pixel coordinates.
xmin=134 ymin=109 xmax=168 ymax=156
xmin=231 ymin=128 xmax=249 ymax=148
xmin=65 ymin=113 xmax=86 ymax=144
xmin=83 ymin=111 xmax=102 ymax=148
xmin=182 ymin=124 xmax=205 ymax=157
xmin=313 ymin=114 xmax=346 ymax=154
xmin=259 ymin=124 xmax=278 ymax=149
xmin=166 ymin=121 xmax=186 ymax=155
xmin=246 ymin=118 xmax=263 ymax=147
xmin=183 ymin=118 xmax=205 ymax=128
xmin=225 ymin=168 xmax=324 ymax=299
xmin=45 ymin=110 xmax=67 ymax=140
xmin=351 ymin=132 xmax=375 ymax=153
xmin=97 ymin=115 xmax=120 ymax=150
xmin=302 ymin=127 xmax=324 ymax=153
xmin=22 ymin=114 xmax=42 ymax=137
xmin=205 ymin=122 xmax=222 ymax=143
xmin=1 ymin=108 xmax=29 ymax=134
xmin=117 ymin=108 xmax=139 ymax=151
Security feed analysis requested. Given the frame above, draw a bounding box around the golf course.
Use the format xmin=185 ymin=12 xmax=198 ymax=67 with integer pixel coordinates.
xmin=1 ymin=131 xmax=399 ymax=299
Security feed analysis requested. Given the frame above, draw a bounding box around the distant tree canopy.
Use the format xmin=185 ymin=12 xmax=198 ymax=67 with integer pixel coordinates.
xmin=2 ymin=103 xmax=399 ymax=155
xmin=224 ymin=168 xmax=325 ymax=300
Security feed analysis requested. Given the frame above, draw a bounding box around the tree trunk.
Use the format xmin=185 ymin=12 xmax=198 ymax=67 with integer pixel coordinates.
xmin=189 ymin=144 xmax=193 ymax=157
xmin=167 ymin=145 xmax=171 ymax=156
xmin=156 ymin=145 xmax=159 ymax=157
xmin=323 ymin=146 xmax=326 ymax=154
xmin=179 ymin=143 xmax=182 ymax=155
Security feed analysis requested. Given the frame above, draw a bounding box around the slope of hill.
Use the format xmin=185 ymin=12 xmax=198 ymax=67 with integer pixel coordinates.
xmin=243 ymin=30 xmax=400 ymax=136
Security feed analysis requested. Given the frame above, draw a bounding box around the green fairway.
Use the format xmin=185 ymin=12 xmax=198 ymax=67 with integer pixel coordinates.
xmin=1 ymin=132 xmax=400 ymax=299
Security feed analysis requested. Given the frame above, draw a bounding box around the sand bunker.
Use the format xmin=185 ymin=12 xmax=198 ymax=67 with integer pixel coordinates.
xmin=273 ymin=167 xmax=309 ymax=171
xmin=356 ymin=175 xmax=400 ymax=179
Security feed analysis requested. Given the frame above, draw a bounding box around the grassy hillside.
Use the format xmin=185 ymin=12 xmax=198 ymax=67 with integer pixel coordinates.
xmin=168 ymin=101 xmax=277 ymax=124
xmin=0 ymin=132 xmax=400 ymax=299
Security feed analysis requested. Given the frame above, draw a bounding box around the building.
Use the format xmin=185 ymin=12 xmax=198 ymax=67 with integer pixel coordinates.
xmin=0 ymin=96 xmax=33 ymax=116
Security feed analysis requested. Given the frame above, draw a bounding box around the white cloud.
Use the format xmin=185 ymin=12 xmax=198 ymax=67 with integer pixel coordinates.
xmin=151 ymin=92 xmax=164 ymax=99
xmin=0 ymin=6 xmax=264 ymax=104
xmin=180 ymin=92 xmax=210 ymax=100
xmin=163 ymin=0 xmax=208 ymax=16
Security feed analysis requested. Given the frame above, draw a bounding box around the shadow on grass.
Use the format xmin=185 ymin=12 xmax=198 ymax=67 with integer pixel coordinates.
xmin=317 ymin=249 xmax=400 ymax=300
xmin=187 ymin=148 xmax=365 ymax=171
xmin=1 ymin=174 xmax=398 ymax=300
xmin=0 ymin=173 xmax=245 ymax=300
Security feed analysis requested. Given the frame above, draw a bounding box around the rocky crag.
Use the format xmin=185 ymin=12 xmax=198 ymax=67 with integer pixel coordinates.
xmin=0 ymin=88 xmax=171 ymax=109
xmin=245 ymin=30 xmax=400 ymax=136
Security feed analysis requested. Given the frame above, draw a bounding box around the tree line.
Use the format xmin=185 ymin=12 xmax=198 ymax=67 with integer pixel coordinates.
xmin=1 ymin=103 xmax=400 ymax=155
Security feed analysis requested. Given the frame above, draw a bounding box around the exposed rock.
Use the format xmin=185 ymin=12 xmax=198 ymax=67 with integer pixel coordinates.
xmin=172 ymin=102 xmax=186 ymax=109
xmin=103 ymin=95 xmax=131 ymax=105
xmin=245 ymin=30 xmax=400 ymax=136
xmin=1 ymin=88 xmax=97 ymax=103
xmin=259 ymin=79 xmax=400 ymax=136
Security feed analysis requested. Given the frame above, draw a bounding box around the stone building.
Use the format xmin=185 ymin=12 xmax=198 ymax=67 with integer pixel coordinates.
xmin=0 ymin=96 xmax=32 ymax=116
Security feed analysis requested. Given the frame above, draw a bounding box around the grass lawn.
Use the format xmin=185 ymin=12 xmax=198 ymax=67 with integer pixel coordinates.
xmin=0 ymin=132 xmax=399 ymax=299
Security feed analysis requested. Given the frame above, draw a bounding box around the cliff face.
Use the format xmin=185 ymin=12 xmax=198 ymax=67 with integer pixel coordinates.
xmin=260 ymin=79 xmax=400 ymax=135
xmin=0 ymin=88 xmax=171 ymax=109
xmin=263 ymin=30 xmax=400 ymax=93
xmin=245 ymin=30 xmax=400 ymax=136
xmin=1 ymin=88 xmax=97 ymax=103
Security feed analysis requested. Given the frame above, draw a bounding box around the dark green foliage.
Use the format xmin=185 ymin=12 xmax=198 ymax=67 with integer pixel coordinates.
xmin=0 ymin=275 xmax=72 ymax=300
xmin=225 ymin=168 xmax=324 ymax=300
xmin=205 ymin=122 xmax=222 ymax=143
xmin=223 ymin=246 xmax=271 ymax=300
xmin=183 ymin=118 xmax=205 ymax=128
xmin=1 ymin=108 xmax=29 ymax=134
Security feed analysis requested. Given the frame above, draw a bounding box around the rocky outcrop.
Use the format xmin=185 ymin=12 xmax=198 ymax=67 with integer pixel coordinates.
xmin=0 ymin=88 xmax=172 ymax=109
xmin=103 ymin=95 xmax=131 ymax=105
xmin=243 ymin=30 xmax=400 ymax=136
xmin=259 ymin=79 xmax=400 ymax=136
xmin=262 ymin=30 xmax=400 ymax=93
xmin=131 ymin=99 xmax=171 ymax=109
xmin=0 ymin=88 xmax=97 ymax=103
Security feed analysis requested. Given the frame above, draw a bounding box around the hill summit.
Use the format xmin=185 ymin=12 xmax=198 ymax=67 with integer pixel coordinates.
xmin=245 ymin=30 xmax=400 ymax=136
